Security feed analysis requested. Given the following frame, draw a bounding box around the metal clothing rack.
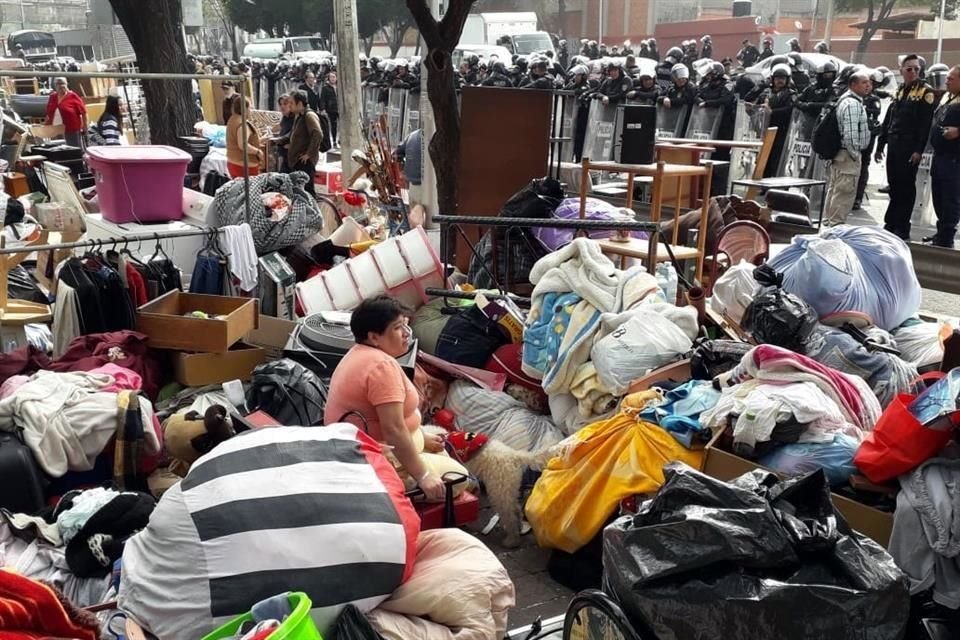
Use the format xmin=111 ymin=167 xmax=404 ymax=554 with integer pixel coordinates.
xmin=0 ymin=226 xmax=224 ymax=327
xmin=432 ymin=214 xmax=660 ymax=293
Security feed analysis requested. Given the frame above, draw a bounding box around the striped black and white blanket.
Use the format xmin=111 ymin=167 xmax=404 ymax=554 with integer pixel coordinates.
xmin=118 ymin=424 xmax=420 ymax=639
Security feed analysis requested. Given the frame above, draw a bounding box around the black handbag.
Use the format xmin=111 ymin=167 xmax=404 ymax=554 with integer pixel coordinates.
xmin=0 ymin=430 xmax=46 ymax=515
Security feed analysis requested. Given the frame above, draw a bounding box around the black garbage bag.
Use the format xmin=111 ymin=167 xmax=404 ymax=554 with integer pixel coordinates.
xmin=741 ymin=264 xmax=818 ymax=352
xmin=328 ymin=605 xmax=385 ymax=640
xmin=8 ymin=264 xmax=47 ymax=305
xmin=690 ymin=338 xmax=752 ymax=380
xmin=245 ymin=358 xmax=328 ymax=426
xmin=603 ymin=463 xmax=910 ymax=640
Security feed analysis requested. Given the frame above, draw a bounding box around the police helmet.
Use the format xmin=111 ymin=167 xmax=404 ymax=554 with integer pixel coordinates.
xmin=570 ymin=64 xmax=589 ymax=77
xmin=767 ymin=55 xmax=790 ymax=68
xmin=666 ymin=46 xmax=684 ymax=62
xmin=492 ymin=62 xmax=508 ymax=75
xmin=638 ymin=69 xmax=654 ymax=81
xmin=786 ymin=52 xmax=803 ymax=68
xmin=771 ymin=63 xmax=791 ymax=80
xmin=648 ymin=38 xmax=657 ymax=46
xmin=814 ymin=41 xmax=829 ymax=54
xmin=928 ymin=63 xmax=949 ymax=91
xmin=701 ymin=35 xmax=712 ymax=43
xmin=820 ymin=60 xmax=839 ymax=77
xmin=762 ymin=35 xmax=774 ymax=46
xmin=671 ymin=63 xmax=690 ymax=80
xmin=787 ymin=38 xmax=800 ymax=49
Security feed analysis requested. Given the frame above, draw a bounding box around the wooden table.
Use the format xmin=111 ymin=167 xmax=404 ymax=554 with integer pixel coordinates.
xmin=579 ymin=158 xmax=714 ymax=281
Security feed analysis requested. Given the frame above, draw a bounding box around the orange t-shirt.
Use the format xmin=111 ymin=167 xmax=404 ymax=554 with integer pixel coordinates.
xmin=324 ymin=344 xmax=421 ymax=441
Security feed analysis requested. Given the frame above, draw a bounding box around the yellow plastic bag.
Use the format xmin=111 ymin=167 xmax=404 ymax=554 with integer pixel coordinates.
xmin=525 ymin=413 xmax=704 ymax=553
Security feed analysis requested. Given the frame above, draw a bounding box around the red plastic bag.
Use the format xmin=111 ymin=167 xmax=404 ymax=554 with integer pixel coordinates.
xmin=854 ymin=380 xmax=955 ymax=483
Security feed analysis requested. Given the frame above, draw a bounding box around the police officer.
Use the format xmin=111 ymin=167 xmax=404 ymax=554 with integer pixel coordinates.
xmin=521 ymin=57 xmax=555 ymax=90
xmin=660 ymin=64 xmax=697 ymax=108
xmin=657 ymin=47 xmax=683 ymax=89
xmin=700 ymin=35 xmax=713 ymax=61
xmin=648 ymin=38 xmax=660 ymax=62
xmin=481 ymin=61 xmax=513 ymax=87
xmin=925 ymin=64 xmax=960 ymax=247
xmin=876 ymin=54 xmax=936 ymax=240
xmin=622 ymin=40 xmax=634 ymax=56
xmin=814 ymin=41 xmax=830 ymax=54
xmin=462 ymin=55 xmax=482 ymax=86
xmin=760 ymin=64 xmax=796 ymax=176
xmin=795 ymin=60 xmax=838 ymax=117
xmin=639 ymin=40 xmax=652 ymax=60
xmin=928 ymin=63 xmax=950 ymax=102
xmin=854 ymin=68 xmax=885 ymax=211
xmin=758 ymin=36 xmax=775 ymax=62
xmin=737 ymin=39 xmax=760 ymax=67
xmin=557 ymin=40 xmax=570 ymax=70
xmin=681 ymin=41 xmax=698 ymax=72
xmin=564 ymin=64 xmax=595 ymax=93
xmin=787 ymin=52 xmax=811 ymax=91
xmin=595 ymin=61 xmax=633 ymax=105
xmin=628 ymin=71 xmax=660 ymax=104
xmin=697 ymin=61 xmax=737 ymax=191
xmin=788 ymin=37 xmax=802 ymax=53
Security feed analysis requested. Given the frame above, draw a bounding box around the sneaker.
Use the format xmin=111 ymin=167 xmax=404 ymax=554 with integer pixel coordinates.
xmin=878 ymin=185 xmax=890 ymax=194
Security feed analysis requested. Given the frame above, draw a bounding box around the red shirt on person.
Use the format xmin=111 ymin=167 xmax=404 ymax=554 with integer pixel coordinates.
xmin=45 ymin=91 xmax=87 ymax=133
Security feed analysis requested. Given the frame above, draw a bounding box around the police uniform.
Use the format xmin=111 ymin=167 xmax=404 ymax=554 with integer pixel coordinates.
xmin=655 ymin=62 xmax=674 ymax=90
xmin=877 ymin=80 xmax=936 ymax=238
xmin=855 ymin=91 xmax=883 ymax=207
xmin=700 ymin=44 xmax=713 ymax=60
xmin=629 ymin=81 xmax=660 ymax=105
xmin=929 ymin=92 xmax=960 ymax=246
xmin=758 ymin=46 xmax=774 ymax=61
xmin=759 ymin=84 xmax=795 ymax=177
xmin=481 ymin=72 xmax=513 ymax=88
xmin=597 ymin=74 xmax=633 ymax=105
xmin=661 ymin=82 xmax=697 ymax=108
xmin=795 ymin=81 xmax=836 ymax=117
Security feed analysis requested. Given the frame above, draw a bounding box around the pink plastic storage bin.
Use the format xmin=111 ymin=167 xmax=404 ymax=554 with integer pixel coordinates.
xmin=86 ymin=146 xmax=191 ymax=224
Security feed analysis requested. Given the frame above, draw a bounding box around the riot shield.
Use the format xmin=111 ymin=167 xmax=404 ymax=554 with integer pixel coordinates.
xmin=778 ymin=109 xmax=817 ymax=178
xmin=728 ymin=101 xmax=771 ymax=191
xmin=386 ymin=88 xmax=407 ymax=145
xmin=362 ymin=86 xmax=381 ymax=129
xmin=656 ymin=103 xmax=690 ymax=139
xmin=912 ymin=141 xmax=935 ymax=228
xmin=684 ymin=104 xmax=722 ymax=141
xmin=581 ymin=100 xmax=620 ymax=162
xmin=401 ymin=92 xmax=420 ymax=140
xmin=552 ymin=91 xmax=579 ymax=163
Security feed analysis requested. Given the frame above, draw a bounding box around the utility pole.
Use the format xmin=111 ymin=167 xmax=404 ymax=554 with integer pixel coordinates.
xmin=823 ymin=0 xmax=834 ymax=45
xmin=937 ymin=0 xmax=947 ymax=63
xmin=334 ymin=0 xmax=362 ymax=180
xmin=419 ymin=0 xmax=440 ymax=227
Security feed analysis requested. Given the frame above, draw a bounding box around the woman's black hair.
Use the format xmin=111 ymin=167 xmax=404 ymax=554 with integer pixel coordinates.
xmin=350 ymin=295 xmax=412 ymax=344
xmin=97 ymin=94 xmax=123 ymax=131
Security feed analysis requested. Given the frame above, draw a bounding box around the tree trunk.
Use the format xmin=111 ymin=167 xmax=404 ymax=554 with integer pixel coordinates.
xmin=557 ymin=0 xmax=566 ymax=37
xmin=406 ymin=0 xmax=477 ymax=216
xmin=389 ymin=24 xmax=410 ymax=57
xmin=425 ymin=47 xmax=459 ymax=215
xmin=855 ymin=30 xmax=873 ymax=63
xmin=109 ymin=0 xmax=195 ymax=147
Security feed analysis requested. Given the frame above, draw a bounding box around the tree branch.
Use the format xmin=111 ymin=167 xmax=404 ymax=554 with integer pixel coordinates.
xmin=405 ymin=0 xmax=441 ymax=47
xmin=438 ymin=0 xmax=476 ymax=50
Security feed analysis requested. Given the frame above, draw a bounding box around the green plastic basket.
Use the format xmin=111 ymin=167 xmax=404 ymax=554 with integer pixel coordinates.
xmin=200 ymin=592 xmax=323 ymax=640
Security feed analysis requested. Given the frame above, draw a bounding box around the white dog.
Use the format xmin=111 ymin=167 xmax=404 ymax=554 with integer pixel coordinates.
xmin=424 ymin=426 xmax=558 ymax=547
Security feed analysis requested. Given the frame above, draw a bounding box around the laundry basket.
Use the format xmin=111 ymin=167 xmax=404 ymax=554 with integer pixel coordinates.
xmin=200 ymin=592 xmax=322 ymax=640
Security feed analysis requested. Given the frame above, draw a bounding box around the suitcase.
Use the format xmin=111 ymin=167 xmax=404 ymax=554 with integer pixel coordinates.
xmin=0 ymin=431 xmax=46 ymax=514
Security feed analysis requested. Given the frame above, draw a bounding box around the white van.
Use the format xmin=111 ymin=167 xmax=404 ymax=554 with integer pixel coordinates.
xmin=243 ymin=36 xmax=328 ymax=60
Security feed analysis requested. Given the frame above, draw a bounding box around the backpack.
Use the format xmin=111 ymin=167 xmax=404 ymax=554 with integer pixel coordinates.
xmin=811 ymin=97 xmax=847 ymax=160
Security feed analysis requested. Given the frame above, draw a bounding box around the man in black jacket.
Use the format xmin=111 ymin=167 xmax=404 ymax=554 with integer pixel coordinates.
xmin=298 ymin=70 xmax=322 ymax=114
xmin=876 ymin=54 xmax=936 ymax=240
xmin=320 ymin=71 xmax=339 ymax=148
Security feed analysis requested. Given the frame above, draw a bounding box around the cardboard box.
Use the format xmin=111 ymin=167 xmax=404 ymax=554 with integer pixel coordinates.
xmin=258 ymin=252 xmax=296 ymax=320
xmin=315 ymin=163 xmax=343 ymax=194
xmin=136 ymin=291 xmax=258 ymax=353
xmin=701 ymin=428 xmax=895 ymax=549
xmin=173 ymin=342 xmax=266 ymax=386
xmin=245 ymin=316 xmax=297 ymax=360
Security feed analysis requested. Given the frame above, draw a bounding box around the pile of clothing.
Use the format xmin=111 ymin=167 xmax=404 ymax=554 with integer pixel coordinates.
xmin=522 ymin=239 xmax=696 ymax=429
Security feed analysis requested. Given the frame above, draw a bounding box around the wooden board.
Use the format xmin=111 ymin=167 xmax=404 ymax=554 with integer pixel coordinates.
xmin=454 ymin=87 xmax=552 ymax=273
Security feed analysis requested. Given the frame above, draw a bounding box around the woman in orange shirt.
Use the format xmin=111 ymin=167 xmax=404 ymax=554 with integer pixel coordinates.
xmin=324 ymin=295 xmax=469 ymax=502
xmin=225 ymin=95 xmax=262 ymax=179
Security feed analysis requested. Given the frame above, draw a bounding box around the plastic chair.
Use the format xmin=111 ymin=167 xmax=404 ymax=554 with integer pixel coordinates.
xmin=707 ymin=219 xmax=770 ymax=295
